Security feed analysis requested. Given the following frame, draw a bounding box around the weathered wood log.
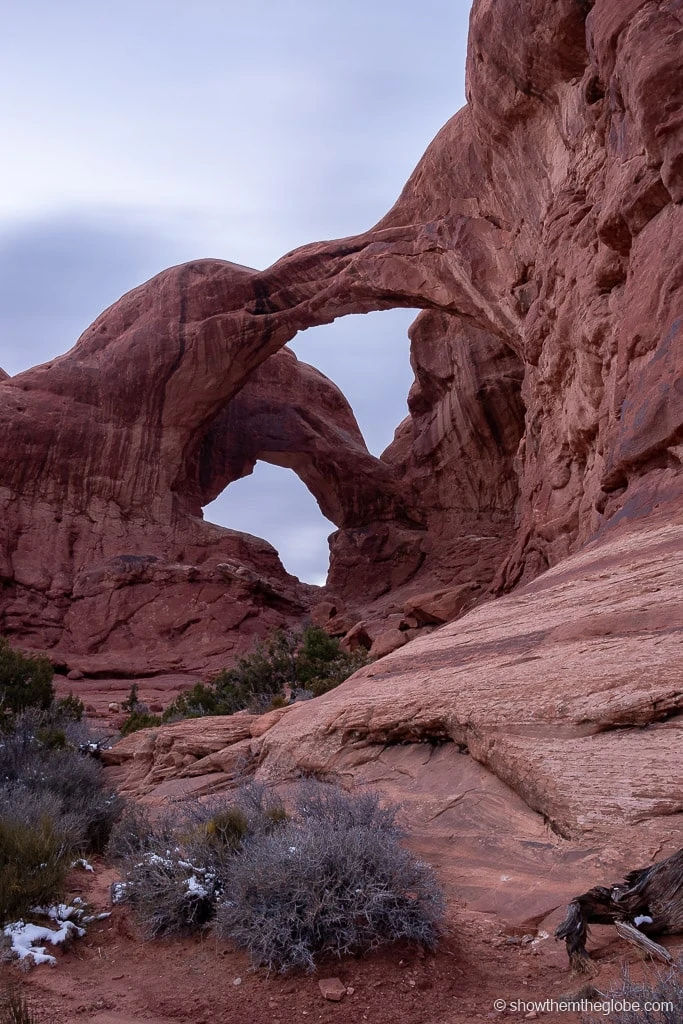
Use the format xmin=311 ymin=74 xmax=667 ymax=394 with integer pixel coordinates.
xmin=614 ymin=921 xmax=675 ymax=965
xmin=556 ymin=848 xmax=683 ymax=971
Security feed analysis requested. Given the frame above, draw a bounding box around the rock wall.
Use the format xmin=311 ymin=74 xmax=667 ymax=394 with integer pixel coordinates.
xmin=0 ymin=0 xmax=681 ymax=672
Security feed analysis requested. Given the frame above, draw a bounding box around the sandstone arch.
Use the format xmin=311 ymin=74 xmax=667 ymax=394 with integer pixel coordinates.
xmin=1 ymin=0 xmax=681 ymax=674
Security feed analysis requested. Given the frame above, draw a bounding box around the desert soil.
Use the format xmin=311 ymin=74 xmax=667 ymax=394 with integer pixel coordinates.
xmin=3 ymin=859 xmax=682 ymax=1024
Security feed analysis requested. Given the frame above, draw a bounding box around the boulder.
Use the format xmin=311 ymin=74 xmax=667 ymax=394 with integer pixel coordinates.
xmin=309 ymin=600 xmax=337 ymax=626
xmin=369 ymin=629 xmax=408 ymax=659
xmin=342 ymin=621 xmax=373 ymax=652
xmin=403 ymin=584 xmax=480 ymax=626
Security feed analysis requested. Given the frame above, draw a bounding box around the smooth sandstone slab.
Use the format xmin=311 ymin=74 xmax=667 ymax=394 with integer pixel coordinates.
xmin=258 ymin=511 xmax=683 ymax=848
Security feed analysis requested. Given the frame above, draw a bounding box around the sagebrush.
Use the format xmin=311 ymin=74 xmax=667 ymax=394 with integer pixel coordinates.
xmin=113 ymin=780 xmax=445 ymax=970
xmin=111 ymin=783 xmax=286 ymax=937
xmin=0 ymin=709 xmax=121 ymax=923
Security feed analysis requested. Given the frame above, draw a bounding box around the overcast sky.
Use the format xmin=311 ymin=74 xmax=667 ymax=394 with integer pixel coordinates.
xmin=0 ymin=0 xmax=471 ymax=584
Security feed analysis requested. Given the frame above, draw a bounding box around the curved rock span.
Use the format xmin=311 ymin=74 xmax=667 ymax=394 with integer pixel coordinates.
xmin=1 ymin=0 xmax=682 ymax=677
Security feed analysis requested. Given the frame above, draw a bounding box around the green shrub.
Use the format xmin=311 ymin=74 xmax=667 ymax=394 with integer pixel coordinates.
xmin=162 ymin=627 xmax=371 ymax=722
xmin=118 ymin=683 xmax=162 ymax=734
xmin=201 ymin=807 xmax=249 ymax=852
xmin=55 ymin=691 xmax=85 ymax=721
xmin=297 ymin=630 xmax=372 ymax=698
xmin=122 ymin=683 xmax=140 ymax=714
xmin=0 ymin=788 xmax=72 ymax=922
xmin=0 ymin=639 xmax=54 ymax=716
xmin=119 ymin=710 xmax=161 ymax=736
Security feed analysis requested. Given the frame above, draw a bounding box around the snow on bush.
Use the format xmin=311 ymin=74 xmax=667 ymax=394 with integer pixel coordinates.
xmin=113 ymin=780 xmax=446 ymax=971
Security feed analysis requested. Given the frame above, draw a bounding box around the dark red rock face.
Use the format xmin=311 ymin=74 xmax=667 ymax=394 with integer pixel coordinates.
xmin=0 ymin=0 xmax=681 ymax=673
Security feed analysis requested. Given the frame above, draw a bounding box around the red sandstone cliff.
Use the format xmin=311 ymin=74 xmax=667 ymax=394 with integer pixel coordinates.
xmin=0 ymin=0 xmax=681 ymax=673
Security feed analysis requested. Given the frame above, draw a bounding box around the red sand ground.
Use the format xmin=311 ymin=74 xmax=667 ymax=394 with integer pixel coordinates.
xmin=3 ymin=859 xmax=682 ymax=1024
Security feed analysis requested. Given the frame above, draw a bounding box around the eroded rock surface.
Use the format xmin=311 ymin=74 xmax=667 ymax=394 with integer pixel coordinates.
xmin=257 ymin=509 xmax=683 ymax=846
xmin=102 ymin=507 xmax=682 ymax=929
xmin=1 ymin=0 xmax=681 ymax=672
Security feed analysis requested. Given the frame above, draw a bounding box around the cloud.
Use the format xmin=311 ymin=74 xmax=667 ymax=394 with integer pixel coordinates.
xmin=0 ymin=213 xmax=199 ymax=374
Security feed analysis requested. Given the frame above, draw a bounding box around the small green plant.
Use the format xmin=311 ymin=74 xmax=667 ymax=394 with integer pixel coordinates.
xmin=203 ymin=808 xmax=249 ymax=852
xmin=119 ymin=710 xmax=161 ymax=736
xmin=0 ymin=639 xmax=54 ymax=717
xmin=121 ymin=683 xmax=140 ymax=714
xmin=54 ymin=691 xmax=84 ymax=721
xmin=0 ymin=796 xmax=71 ymax=922
xmin=0 ymin=986 xmax=41 ymax=1024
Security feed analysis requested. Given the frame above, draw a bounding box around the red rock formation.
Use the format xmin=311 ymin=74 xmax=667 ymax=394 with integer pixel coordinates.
xmin=382 ymin=316 xmax=525 ymax=592
xmin=196 ymin=345 xmax=412 ymax=530
xmin=0 ymin=0 xmax=681 ymax=674
xmin=99 ymin=508 xmax=683 ymax=930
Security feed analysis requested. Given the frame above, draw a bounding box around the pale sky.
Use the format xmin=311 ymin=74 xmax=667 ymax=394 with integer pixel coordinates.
xmin=0 ymin=0 xmax=471 ymax=583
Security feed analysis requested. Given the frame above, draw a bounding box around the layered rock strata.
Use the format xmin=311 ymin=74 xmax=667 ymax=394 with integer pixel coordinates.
xmin=0 ymin=0 xmax=681 ymax=672
xmin=102 ymin=507 xmax=683 ymax=925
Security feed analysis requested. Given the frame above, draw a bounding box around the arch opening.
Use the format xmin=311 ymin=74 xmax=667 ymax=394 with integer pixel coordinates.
xmin=203 ymin=461 xmax=335 ymax=586
xmin=290 ymin=308 xmax=417 ymax=457
xmin=199 ymin=307 xmax=422 ymax=586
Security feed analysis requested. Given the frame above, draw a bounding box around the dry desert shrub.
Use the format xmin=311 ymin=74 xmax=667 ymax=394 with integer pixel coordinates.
xmin=0 ymin=710 xmax=122 ymax=854
xmin=0 ymin=986 xmax=42 ymax=1024
xmin=112 ymin=784 xmax=286 ymax=937
xmin=113 ymin=780 xmax=445 ymax=968
xmin=214 ymin=780 xmax=445 ymax=973
xmin=583 ymin=963 xmax=683 ymax=1024
xmin=0 ymin=713 xmax=121 ymax=923
xmin=0 ymin=788 xmax=72 ymax=922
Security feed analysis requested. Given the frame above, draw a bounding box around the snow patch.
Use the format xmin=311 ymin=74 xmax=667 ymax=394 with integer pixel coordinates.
xmin=72 ymin=857 xmax=95 ymax=872
xmin=111 ymin=882 xmax=127 ymax=904
xmin=3 ymin=915 xmax=85 ymax=966
xmin=185 ymin=875 xmax=210 ymax=898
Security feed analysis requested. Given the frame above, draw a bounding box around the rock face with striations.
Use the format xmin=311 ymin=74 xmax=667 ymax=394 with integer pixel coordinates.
xmin=0 ymin=0 xmax=681 ymax=675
